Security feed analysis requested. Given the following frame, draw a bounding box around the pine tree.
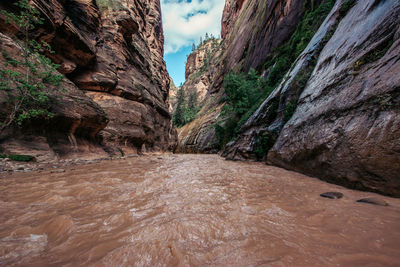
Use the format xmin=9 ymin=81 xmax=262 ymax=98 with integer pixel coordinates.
xmin=192 ymin=43 xmax=196 ymax=52
xmin=188 ymin=90 xmax=197 ymax=110
xmin=173 ymin=86 xmax=185 ymax=127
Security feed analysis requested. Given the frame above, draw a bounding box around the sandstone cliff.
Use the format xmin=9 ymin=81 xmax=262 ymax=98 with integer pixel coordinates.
xmin=174 ymin=38 xmax=224 ymax=153
xmin=178 ymin=0 xmax=400 ymax=196
xmin=222 ymin=0 xmax=400 ymax=196
xmin=177 ymin=0 xmax=310 ymax=153
xmin=0 ymin=0 xmax=177 ymax=160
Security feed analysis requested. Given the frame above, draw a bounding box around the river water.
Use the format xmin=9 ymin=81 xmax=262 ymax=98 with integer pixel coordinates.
xmin=0 ymin=154 xmax=399 ymax=266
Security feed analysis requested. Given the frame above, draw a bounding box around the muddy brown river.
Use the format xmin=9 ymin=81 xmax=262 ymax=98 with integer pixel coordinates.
xmin=0 ymin=154 xmax=400 ymax=266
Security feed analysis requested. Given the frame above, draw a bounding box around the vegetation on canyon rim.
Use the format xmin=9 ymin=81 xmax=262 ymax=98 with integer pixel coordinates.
xmin=173 ymin=34 xmax=220 ymax=128
xmin=0 ymin=0 xmax=64 ymax=134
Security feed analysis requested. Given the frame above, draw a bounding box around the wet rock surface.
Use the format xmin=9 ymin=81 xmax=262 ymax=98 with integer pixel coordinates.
xmin=357 ymin=197 xmax=389 ymax=207
xmin=215 ymin=0 xmax=400 ymax=197
xmin=268 ymin=0 xmax=400 ymax=196
xmin=320 ymin=192 xmax=344 ymax=199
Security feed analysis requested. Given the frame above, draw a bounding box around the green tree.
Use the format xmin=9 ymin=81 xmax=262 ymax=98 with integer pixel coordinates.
xmin=187 ymin=90 xmax=198 ymax=111
xmin=183 ymin=90 xmax=198 ymax=124
xmin=173 ymin=86 xmax=185 ymax=127
xmin=0 ymin=0 xmax=64 ymax=133
xmin=214 ymin=69 xmax=265 ymax=148
xmin=223 ymin=68 xmax=264 ymax=116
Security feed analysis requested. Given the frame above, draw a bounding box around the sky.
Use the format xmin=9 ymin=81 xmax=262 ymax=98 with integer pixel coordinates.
xmin=161 ymin=0 xmax=225 ymax=86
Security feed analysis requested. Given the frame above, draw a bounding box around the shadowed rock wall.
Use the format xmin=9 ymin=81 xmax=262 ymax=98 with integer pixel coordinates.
xmin=0 ymin=0 xmax=177 ymax=159
xmin=223 ymin=0 xmax=400 ymax=196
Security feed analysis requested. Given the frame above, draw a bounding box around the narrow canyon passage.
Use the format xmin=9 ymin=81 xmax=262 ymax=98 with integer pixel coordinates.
xmin=1 ymin=154 xmax=400 ymax=266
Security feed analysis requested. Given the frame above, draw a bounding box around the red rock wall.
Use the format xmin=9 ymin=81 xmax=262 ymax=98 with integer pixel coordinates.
xmin=0 ymin=0 xmax=177 ymax=158
xmin=222 ymin=0 xmax=400 ymax=196
xmin=221 ymin=0 xmax=306 ymax=73
xmin=267 ymin=0 xmax=400 ymax=196
xmin=176 ymin=0 xmax=307 ymax=153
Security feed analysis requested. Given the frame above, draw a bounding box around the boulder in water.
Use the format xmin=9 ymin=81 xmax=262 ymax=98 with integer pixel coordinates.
xmin=356 ymin=197 xmax=389 ymax=206
xmin=320 ymin=192 xmax=344 ymax=199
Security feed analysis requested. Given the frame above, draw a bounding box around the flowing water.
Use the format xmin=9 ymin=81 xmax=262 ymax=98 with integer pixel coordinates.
xmin=1 ymin=154 xmax=400 ymax=266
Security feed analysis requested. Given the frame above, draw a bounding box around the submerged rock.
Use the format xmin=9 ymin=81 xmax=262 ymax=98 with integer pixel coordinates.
xmin=357 ymin=198 xmax=389 ymax=206
xmin=320 ymin=192 xmax=344 ymax=199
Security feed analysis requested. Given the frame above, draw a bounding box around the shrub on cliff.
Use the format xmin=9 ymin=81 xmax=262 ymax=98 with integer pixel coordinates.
xmin=0 ymin=0 xmax=64 ymax=133
xmin=223 ymin=69 xmax=264 ymax=116
xmin=214 ymin=69 xmax=266 ymax=148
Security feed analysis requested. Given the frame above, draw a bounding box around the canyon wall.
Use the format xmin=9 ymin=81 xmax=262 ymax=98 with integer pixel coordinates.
xmin=177 ymin=0 xmax=309 ymax=153
xmin=0 ymin=0 xmax=177 ymax=160
xmin=175 ymin=39 xmax=224 ymax=153
xmin=178 ymin=0 xmax=400 ymax=196
xmin=223 ymin=0 xmax=400 ymax=196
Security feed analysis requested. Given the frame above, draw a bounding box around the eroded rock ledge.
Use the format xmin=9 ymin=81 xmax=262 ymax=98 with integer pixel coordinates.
xmin=0 ymin=0 xmax=177 ymax=160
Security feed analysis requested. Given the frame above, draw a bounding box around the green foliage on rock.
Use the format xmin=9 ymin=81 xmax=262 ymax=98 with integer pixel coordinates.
xmin=0 ymin=153 xmax=35 ymax=162
xmin=0 ymin=0 xmax=64 ymax=133
xmin=354 ymin=36 xmax=394 ymax=71
xmin=254 ymin=131 xmax=276 ymax=160
xmin=263 ymin=0 xmax=335 ymax=86
xmin=8 ymin=154 xmax=35 ymax=162
xmin=173 ymin=86 xmax=185 ymax=127
xmin=214 ymin=69 xmax=267 ymax=149
xmin=173 ymin=87 xmax=199 ymax=127
xmin=283 ymin=100 xmax=298 ymax=123
xmin=223 ymin=69 xmax=265 ymax=116
xmin=338 ymin=0 xmax=356 ymax=19
xmin=215 ymin=0 xmax=337 ymax=151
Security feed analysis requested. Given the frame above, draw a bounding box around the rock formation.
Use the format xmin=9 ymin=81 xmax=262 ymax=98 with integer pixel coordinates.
xmin=178 ymin=0 xmax=400 ymax=196
xmin=177 ymin=0 xmax=309 ymax=153
xmin=174 ymin=39 xmax=224 ymax=153
xmin=267 ymin=0 xmax=400 ymax=196
xmin=0 ymin=0 xmax=177 ymax=160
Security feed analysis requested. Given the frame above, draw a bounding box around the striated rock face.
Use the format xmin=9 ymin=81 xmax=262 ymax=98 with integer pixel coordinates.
xmin=268 ymin=0 xmax=400 ymax=196
xmin=183 ymin=40 xmax=222 ymax=103
xmin=221 ymin=0 xmax=306 ymax=73
xmin=177 ymin=0 xmax=308 ymax=153
xmin=0 ymin=32 xmax=109 ymax=161
xmin=177 ymin=104 xmax=224 ymax=153
xmin=176 ymin=0 xmax=400 ymax=196
xmin=174 ymin=39 xmax=223 ymax=153
xmin=221 ymin=0 xmax=247 ymax=39
xmin=223 ymin=0 xmax=342 ymax=161
xmin=168 ymin=78 xmax=178 ymax=113
xmin=223 ymin=0 xmax=400 ymax=196
xmin=0 ymin=0 xmax=177 ymax=159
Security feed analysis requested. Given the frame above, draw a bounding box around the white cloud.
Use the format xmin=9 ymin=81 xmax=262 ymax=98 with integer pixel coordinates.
xmin=161 ymin=0 xmax=225 ymax=54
